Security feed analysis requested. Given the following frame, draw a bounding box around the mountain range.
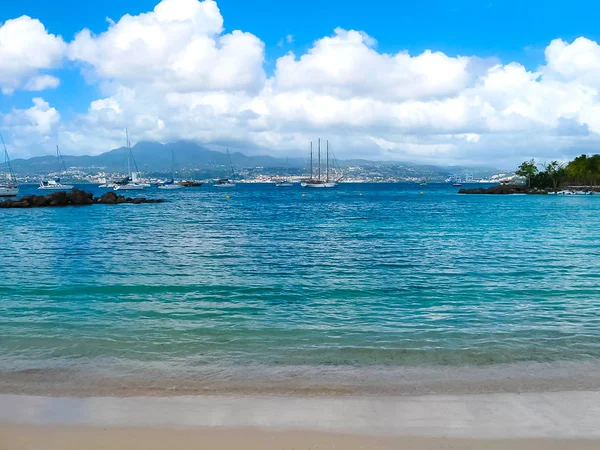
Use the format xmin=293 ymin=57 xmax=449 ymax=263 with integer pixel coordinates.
xmin=4 ymin=140 xmax=499 ymax=178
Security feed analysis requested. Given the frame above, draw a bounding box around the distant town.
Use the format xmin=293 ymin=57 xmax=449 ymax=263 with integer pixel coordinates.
xmin=3 ymin=140 xmax=516 ymax=185
xmin=9 ymin=163 xmax=516 ymax=185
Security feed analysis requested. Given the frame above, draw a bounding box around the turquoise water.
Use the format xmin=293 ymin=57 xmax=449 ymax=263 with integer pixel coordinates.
xmin=1 ymin=183 xmax=600 ymax=395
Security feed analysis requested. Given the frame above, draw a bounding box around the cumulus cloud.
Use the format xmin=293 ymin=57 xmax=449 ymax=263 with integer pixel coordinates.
xmin=0 ymin=16 xmax=66 ymax=94
xmin=274 ymin=28 xmax=473 ymax=101
xmin=24 ymin=75 xmax=61 ymax=91
xmin=68 ymin=0 xmax=265 ymax=93
xmin=3 ymin=0 xmax=600 ymax=166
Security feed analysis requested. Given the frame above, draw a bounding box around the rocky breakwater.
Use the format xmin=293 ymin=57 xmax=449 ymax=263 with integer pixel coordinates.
xmin=458 ymin=184 xmax=546 ymax=194
xmin=0 ymin=189 xmax=164 ymax=208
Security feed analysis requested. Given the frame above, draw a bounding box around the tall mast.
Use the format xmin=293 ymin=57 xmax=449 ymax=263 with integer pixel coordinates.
xmin=126 ymin=129 xmax=131 ymax=178
xmin=1 ymin=133 xmax=16 ymax=185
xmin=310 ymin=141 xmax=313 ymax=180
xmin=227 ymin=148 xmax=235 ymax=178
xmin=171 ymin=149 xmax=175 ymax=181
xmin=318 ymin=138 xmax=321 ymax=181
xmin=326 ymin=140 xmax=329 ymax=182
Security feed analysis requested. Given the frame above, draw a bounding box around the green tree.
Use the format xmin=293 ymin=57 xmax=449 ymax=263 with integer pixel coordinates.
xmin=543 ymin=161 xmax=566 ymax=189
xmin=516 ymin=159 xmax=538 ymax=187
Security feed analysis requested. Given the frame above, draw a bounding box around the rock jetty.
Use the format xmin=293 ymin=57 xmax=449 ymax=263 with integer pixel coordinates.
xmin=458 ymin=185 xmax=541 ymax=194
xmin=0 ymin=189 xmax=164 ymax=208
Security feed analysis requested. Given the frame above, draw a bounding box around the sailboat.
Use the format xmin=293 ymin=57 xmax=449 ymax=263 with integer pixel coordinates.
xmin=452 ymin=168 xmax=463 ymax=187
xmin=301 ymin=139 xmax=337 ymax=188
xmin=275 ymin=157 xmax=294 ymax=187
xmin=39 ymin=145 xmax=74 ymax=190
xmin=0 ymin=134 xmax=19 ymax=197
xmin=158 ymin=149 xmax=183 ymax=190
xmin=213 ymin=149 xmax=236 ymax=187
xmin=114 ymin=129 xmax=144 ymax=191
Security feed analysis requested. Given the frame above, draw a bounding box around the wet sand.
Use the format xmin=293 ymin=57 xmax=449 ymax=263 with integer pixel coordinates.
xmin=1 ymin=425 xmax=599 ymax=450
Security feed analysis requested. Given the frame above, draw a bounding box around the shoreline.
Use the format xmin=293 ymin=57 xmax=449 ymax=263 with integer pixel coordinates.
xmin=3 ymin=391 xmax=600 ymax=439
xmin=3 ymin=360 xmax=600 ymax=397
xmin=2 ymin=425 xmax=599 ymax=450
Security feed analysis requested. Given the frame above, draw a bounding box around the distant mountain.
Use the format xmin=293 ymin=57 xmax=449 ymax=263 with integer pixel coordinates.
xmin=4 ymin=140 xmax=501 ymax=178
xmin=7 ymin=141 xmax=305 ymax=175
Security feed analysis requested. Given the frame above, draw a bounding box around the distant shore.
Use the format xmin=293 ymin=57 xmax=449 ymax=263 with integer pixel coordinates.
xmin=459 ymin=184 xmax=600 ymax=194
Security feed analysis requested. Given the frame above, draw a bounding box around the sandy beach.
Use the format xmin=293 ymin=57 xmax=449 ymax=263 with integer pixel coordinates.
xmin=2 ymin=391 xmax=600 ymax=449
xmin=1 ymin=425 xmax=599 ymax=450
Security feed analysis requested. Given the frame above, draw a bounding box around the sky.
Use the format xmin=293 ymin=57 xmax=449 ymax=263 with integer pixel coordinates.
xmin=1 ymin=0 xmax=600 ymax=166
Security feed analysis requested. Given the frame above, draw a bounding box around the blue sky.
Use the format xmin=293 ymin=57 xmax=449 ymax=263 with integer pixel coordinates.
xmin=1 ymin=0 xmax=600 ymax=163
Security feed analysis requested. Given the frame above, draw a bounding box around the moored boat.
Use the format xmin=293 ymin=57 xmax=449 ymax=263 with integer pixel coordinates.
xmin=300 ymin=139 xmax=340 ymax=188
xmin=38 ymin=145 xmax=74 ymax=190
xmin=0 ymin=134 xmax=19 ymax=197
xmin=114 ymin=129 xmax=145 ymax=191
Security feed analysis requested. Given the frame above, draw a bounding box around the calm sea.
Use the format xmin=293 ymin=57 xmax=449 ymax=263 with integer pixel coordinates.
xmin=1 ymin=183 xmax=600 ymax=396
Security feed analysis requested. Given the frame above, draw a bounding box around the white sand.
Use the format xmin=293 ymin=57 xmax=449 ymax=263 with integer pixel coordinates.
xmin=2 ymin=391 xmax=600 ymax=439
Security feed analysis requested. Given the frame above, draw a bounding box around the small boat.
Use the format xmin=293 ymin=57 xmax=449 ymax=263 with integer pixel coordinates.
xmin=419 ymin=179 xmax=428 ymax=187
xmin=213 ymin=149 xmax=237 ymax=187
xmin=39 ymin=179 xmax=74 ymax=190
xmin=158 ymin=180 xmax=182 ymax=190
xmin=451 ymin=170 xmax=463 ymax=187
xmin=213 ymin=178 xmax=236 ymax=188
xmin=114 ymin=129 xmax=145 ymax=191
xmin=39 ymin=145 xmax=74 ymax=190
xmin=179 ymin=181 xmax=203 ymax=187
xmin=276 ymin=158 xmax=294 ymax=187
xmin=158 ymin=150 xmax=183 ymax=190
xmin=114 ymin=181 xmax=144 ymax=191
xmin=0 ymin=134 xmax=19 ymax=197
xmin=275 ymin=181 xmax=294 ymax=187
xmin=300 ymin=139 xmax=340 ymax=188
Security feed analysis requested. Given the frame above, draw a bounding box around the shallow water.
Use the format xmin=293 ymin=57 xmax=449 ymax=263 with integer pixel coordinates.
xmin=1 ymin=183 xmax=600 ymax=395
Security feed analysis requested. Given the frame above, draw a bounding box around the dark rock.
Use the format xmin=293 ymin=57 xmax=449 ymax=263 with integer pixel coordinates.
xmin=67 ymin=189 xmax=94 ymax=205
xmin=97 ymin=192 xmax=118 ymax=204
xmin=46 ymin=191 xmax=68 ymax=205
xmin=0 ymin=189 xmax=165 ymax=208
xmin=459 ymin=184 xmax=531 ymax=195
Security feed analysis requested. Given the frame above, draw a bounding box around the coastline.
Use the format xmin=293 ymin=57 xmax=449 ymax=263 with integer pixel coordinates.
xmin=2 ymin=391 xmax=600 ymax=449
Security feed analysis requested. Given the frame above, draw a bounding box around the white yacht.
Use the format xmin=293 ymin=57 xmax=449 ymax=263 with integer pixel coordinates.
xmin=0 ymin=134 xmax=19 ymax=197
xmin=213 ymin=149 xmax=236 ymax=188
xmin=38 ymin=145 xmax=74 ymax=190
xmin=301 ymin=139 xmax=339 ymax=188
xmin=275 ymin=157 xmax=294 ymax=187
xmin=158 ymin=150 xmax=182 ymax=190
xmin=114 ymin=130 xmax=145 ymax=191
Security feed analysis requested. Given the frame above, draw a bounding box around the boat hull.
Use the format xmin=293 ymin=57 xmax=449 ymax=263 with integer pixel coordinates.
xmin=0 ymin=187 xmax=18 ymax=197
xmin=158 ymin=184 xmax=183 ymax=190
xmin=38 ymin=185 xmax=74 ymax=190
xmin=213 ymin=184 xmax=236 ymax=188
xmin=275 ymin=182 xmax=294 ymax=187
xmin=114 ymin=184 xmax=145 ymax=191
xmin=301 ymin=182 xmax=337 ymax=188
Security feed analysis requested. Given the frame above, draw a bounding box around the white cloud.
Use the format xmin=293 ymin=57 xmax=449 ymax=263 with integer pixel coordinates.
xmin=1 ymin=98 xmax=60 ymax=157
xmin=4 ymin=1 xmax=600 ymax=167
xmin=274 ymin=28 xmax=473 ymax=101
xmin=24 ymin=75 xmax=61 ymax=91
xmin=68 ymin=0 xmax=264 ymax=93
xmin=0 ymin=16 xmax=66 ymax=94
